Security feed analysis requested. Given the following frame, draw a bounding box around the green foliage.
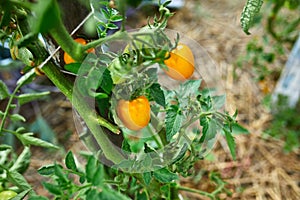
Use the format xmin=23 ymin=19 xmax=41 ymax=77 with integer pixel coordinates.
xmin=264 ymin=96 xmax=300 ymax=152
xmin=0 ymin=0 xmax=249 ymax=199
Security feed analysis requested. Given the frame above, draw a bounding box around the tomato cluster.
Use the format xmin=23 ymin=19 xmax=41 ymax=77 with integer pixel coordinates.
xmin=116 ymin=43 xmax=194 ymax=131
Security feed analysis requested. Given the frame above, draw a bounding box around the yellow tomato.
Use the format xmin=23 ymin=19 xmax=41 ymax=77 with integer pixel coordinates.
xmin=164 ymin=43 xmax=195 ymax=80
xmin=116 ymin=96 xmax=151 ymax=131
xmin=63 ymin=38 xmax=95 ymax=64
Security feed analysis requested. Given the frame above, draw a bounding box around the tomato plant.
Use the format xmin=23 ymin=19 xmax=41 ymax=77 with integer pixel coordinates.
xmin=0 ymin=0 xmax=254 ymax=199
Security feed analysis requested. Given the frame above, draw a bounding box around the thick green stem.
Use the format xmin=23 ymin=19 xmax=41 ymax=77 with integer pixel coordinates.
xmin=41 ymin=63 xmax=124 ymax=163
xmin=50 ymin=18 xmax=85 ymax=62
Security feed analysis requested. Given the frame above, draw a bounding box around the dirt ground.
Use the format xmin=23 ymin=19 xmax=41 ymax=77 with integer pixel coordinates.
xmin=24 ymin=0 xmax=300 ymax=199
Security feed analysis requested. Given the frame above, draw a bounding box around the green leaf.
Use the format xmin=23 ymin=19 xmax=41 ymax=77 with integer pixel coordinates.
xmin=10 ymin=114 xmax=26 ymax=122
xmin=99 ymin=187 xmax=131 ymax=200
xmin=38 ymin=165 xmax=56 ymax=176
xmin=150 ymin=83 xmax=165 ymax=107
xmin=17 ymin=132 xmax=58 ymax=149
xmin=171 ymin=143 xmax=188 ymax=164
xmin=153 ymin=168 xmax=178 ymax=183
xmin=7 ymin=170 xmax=32 ymax=191
xmin=92 ymin=165 xmax=104 ymax=186
xmin=64 ymin=63 xmax=81 ymax=74
xmin=0 ymin=80 xmax=9 ymax=100
xmin=54 ymin=164 xmax=69 ymax=183
xmin=28 ymin=195 xmax=49 ymax=200
xmin=240 ymin=0 xmax=264 ymax=34
xmin=0 ymin=144 xmax=12 ymax=151
xmin=10 ymin=146 xmax=31 ymax=174
xmin=32 ymin=0 xmax=61 ymax=33
xmin=224 ymin=123 xmax=249 ymax=135
xmin=65 ymin=151 xmax=77 ymax=171
xmin=142 ymin=172 xmax=152 ymax=185
xmin=17 ymin=92 xmax=50 ymax=105
xmin=42 ymin=182 xmax=62 ymax=196
xmin=107 ymin=23 xmax=119 ymax=30
xmin=223 ymin=128 xmax=236 ymax=160
xmin=121 ymin=139 xmax=131 ymax=152
xmin=100 ymin=69 xmax=113 ymax=94
xmin=165 ymin=105 xmax=183 ymax=142
xmin=212 ymin=95 xmax=226 ymax=110
xmin=11 ymin=188 xmax=31 ymax=200
xmin=86 ymin=156 xmax=97 ymax=182
xmin=179 ymin=79 xmax=201 ymax=98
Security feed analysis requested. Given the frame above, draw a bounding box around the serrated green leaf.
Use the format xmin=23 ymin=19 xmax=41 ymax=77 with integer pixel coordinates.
xmin=65 ymin=151 xmax=77 ymax=171
xmin=10 ymin=146 xmax=31 ymax=174
xmin=165 ymin=105 xmax=183 ymax=142
xmin=240 ymin=0 xmax=264 ymax=34
xmin=42 ymin=182 xmax=62 ymax=196
xmin=17 ymin=132 xmax=58 ymax=149
xmin=10 ymin=114 xmax=26 ymax=122
xmin=150 ymin=83 xmax=165 ymax=107
xmin=7 ymin=170 xmax=31 ymax=191
xmin=17 ymin=91 xmax=50 ymax=105
xmin=153 ymin=168 xmax=178 ymax=183
xmin=142 ymin=172 xmax=152 ymax=185
xmin=179 ymin=79 xmax=201 ymax=98
xmin=212 ymin=95 xmax=226 ymax=110
xmin=38 ymin=165 xmax=56 ymax=176
xmin=0 ymin=80 xmax=9 ymax=100
xmin=223 ymin=128 xmax=236 ymax=160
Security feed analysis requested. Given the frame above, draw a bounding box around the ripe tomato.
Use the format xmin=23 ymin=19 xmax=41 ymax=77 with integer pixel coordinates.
xmin=0 ymin=190 xmax=17 ymax=200
xmin=63 ymin=38 xmax=95 ymax=64
xmin=163 ymin=43 xmax=195 ymax=80
xmin=116 ymin=96 xmax=151 ymax=131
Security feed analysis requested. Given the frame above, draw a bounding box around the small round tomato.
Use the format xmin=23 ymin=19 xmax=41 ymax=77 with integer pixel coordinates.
xmin=0 ymin=190 xmax=17 ymax=200
xmin=63 ymin=38 xmax=95 ymax=64
xmin=163 ymin=43 xmax=195 ymax=81
xmin=116 ymin=96 xmax=151 ymax=131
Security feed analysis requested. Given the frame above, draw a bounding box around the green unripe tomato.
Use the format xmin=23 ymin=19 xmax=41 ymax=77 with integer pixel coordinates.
xmin=0 ymin=190 xmax=18 ymax=200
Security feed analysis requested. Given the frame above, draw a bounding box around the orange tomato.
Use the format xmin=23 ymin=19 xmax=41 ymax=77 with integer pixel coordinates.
xmin=163 ymin=43 xmax=195 ymax=80
xmin=116 ymin=96 xmax=151 ymax=131
xmin=63 ymin=38 xmax=95 ymax=64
